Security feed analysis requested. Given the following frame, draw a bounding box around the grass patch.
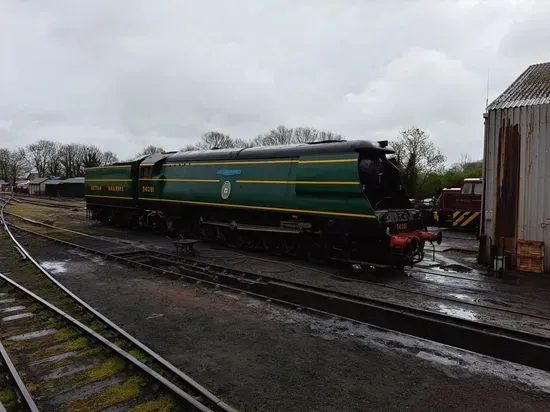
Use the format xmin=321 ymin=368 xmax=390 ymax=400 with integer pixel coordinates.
xmin=128 ymin=348 xmax=148 ymax=362
xmin=129 ymin=394 xmax=176 ymax=411
xmin=87 ymin=358 xmax=126 ymax=381
xmin=0 ymin=387 xmax=16 ymax=404
xmin=54 ymin=327 xmax=80 ymax=342
xmin=62 ymin=375 xmax=145 ymax=412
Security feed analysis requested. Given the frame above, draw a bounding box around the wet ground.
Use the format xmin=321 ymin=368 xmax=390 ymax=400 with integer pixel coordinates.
xmin=6 ymin=202 xmax=550 ymax=341
xmin=427 ymin=226 xmax=479 ymax=253
xmin=8 ymin=233 xmax=550 ymax=411
xmin=3 ymin=200 xmax=550 ymax=409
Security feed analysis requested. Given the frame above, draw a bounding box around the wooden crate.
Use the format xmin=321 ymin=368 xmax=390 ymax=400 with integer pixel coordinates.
xmin=516 ymin=240 xmax=545 ymax=273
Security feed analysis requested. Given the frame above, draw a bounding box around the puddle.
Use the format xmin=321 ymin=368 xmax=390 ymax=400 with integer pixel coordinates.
xmin=448 ymin=293 xmax=477 ymax=303
xmin=8 ymin=328 xmax=57 ymax=341
xmin=440 ymin=264 xmax=473 ymax=273
xmin=437 ymin=304 xmax=478 ymax=321
xmin=2 ymin=312 xmax=34 ymax=322
xmin=41 ymin=260 xmax=69 ymax=274
xmin=1 ymin=305 xmax=26 ymax=313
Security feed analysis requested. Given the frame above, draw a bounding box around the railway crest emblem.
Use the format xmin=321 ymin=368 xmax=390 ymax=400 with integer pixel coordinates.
xmin=221 ymin=181 xmax=232 ymax=199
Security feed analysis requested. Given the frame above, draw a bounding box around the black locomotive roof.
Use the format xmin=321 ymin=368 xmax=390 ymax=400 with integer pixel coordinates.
xmin=165 ymin=140 xmax=393 ymax=163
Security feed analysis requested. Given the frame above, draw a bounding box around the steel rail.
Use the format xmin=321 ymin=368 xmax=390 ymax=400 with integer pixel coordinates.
xmin=4 ymin=209 xmax=517 ymax=290
xmin=0 ymin=272 xmax=210 ymax=411
xmin=14 ymin=198 xmax=81 ymax=210
xmin=7 ymin=210 xmax=550 ymax=323
xmin=3 ymin=209 xmax=500 ymax=287
xmin=0 ymin=339 xmax=39 ymax=412
xmin=0 ymin=198 xmax=235 ymax=412
xmin=7 ymin=219 xmax=550 ymax=374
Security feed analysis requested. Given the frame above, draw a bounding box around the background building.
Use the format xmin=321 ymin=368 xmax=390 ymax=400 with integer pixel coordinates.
xmin=479 ymin=62 xmax=550 ymax=273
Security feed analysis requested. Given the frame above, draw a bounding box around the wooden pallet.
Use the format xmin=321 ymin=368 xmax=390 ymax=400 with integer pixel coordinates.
xmin=516 ymin=240 xmax=545 ymax=273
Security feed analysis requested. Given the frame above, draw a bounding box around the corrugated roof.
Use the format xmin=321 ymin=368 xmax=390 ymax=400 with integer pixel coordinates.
xmin=487 ymin=62 xmax=550 ymax=110
xmin=29 ymin=178 xmax=48 ymax=185
xmin=64 ymin=177 xmax=85 ymax=183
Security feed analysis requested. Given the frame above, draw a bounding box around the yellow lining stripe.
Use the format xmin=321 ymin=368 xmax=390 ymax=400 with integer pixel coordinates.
xmin=235 ymin=180 xmax=359 ymax=185
xmin=86 ymin=165 xmax=131 ymax=170
xmin=139 ymin=178 xmax=220 ymax=183
xmin=161 ymin=159 xmax=297 ymax=167
xmin=86 ymin=179 xmax=132 ymax=182
xmin=146 ymin=157 xmax=357 ymax=167
xmin=461 ymin=212 xmax=480 ymax=227
xmin=298 ymin=158 xmax=356 ymax=164
xmin=85 ymin=195 xmax=133 ymax=200
xmin=139 ymin=197 xmax=376 ymax=219
xmin=452 ymin=210 xmax=461 ymax=219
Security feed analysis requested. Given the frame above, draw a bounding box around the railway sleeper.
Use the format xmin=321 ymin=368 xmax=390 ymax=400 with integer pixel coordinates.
xmin=0 ymin=279 xmax=198 ymax=411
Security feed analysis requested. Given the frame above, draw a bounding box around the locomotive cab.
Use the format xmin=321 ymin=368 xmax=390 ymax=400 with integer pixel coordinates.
xmin=358 ymin=152 xmax=411 ymax=210
xmin=358 ymin=149 xmax=442 ymax=265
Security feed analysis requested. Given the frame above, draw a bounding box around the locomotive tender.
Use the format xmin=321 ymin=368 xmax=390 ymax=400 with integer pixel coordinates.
xmin=85 ymin=140 xmax=442 ymax=268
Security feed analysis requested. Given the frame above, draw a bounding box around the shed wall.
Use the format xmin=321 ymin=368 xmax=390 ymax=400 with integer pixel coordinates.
xmin=483 ymin=103 xmax=550 ymax=271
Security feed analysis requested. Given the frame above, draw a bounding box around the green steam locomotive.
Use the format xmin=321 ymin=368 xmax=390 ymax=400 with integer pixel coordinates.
xmin=85 ymin=140 xmax=441 ymax=268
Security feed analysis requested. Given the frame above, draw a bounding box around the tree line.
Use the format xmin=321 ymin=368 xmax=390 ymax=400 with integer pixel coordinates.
xmin=0 ymin=124 xmax=482 ymax=200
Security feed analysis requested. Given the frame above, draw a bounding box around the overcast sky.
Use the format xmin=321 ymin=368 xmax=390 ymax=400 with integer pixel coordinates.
xmin=0 ymin=0 xmax=548 ymax=164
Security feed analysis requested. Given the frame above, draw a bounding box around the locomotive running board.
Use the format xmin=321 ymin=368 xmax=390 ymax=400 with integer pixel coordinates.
xmin=200 ymin=219 xmax=302 ymax=234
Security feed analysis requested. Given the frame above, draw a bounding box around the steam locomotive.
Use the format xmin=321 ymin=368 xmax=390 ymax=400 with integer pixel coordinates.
xmin=85 ymin=140 xmax=442 ymax=268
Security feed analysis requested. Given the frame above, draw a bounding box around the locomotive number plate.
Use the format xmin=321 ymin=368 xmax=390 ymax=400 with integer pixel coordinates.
xmin=396 ymin=223 xmax=408 ymax=231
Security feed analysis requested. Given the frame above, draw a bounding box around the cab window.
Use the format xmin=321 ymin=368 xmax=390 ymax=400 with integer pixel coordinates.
xmin=473 ymin=183 xmax=482 ymax=195
xmin=140 ymin=166 xmax=153 ymax=179
xmin=461 ymin=183 xmax=473 ymax=195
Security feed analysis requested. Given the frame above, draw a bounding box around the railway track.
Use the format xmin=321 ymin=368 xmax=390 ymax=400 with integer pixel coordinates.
xmin=0 ymin=337 xmax=38 ymax=411
xmin=6 ymin=209 xmax=550 ymax=320
xmin=4 ymin=205 xmax=550 ymax=374
xmin=11 ymin=197 xmax=82 ymax=210
xmin=0 ymin=199 xmax=236 ymax=411
xmin=0 ymin=273 xmax=210 ymax=410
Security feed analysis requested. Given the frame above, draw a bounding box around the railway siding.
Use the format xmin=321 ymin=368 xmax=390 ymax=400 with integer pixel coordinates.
xmin=6 ymin=212 xmax=550 ymax=374
xmin=0 ymin=199 xmax=236 ymax=412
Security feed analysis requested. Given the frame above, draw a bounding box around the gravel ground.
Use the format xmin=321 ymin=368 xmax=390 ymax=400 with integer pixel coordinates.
xmin=4 ymin=231 xmax=550 ymax=411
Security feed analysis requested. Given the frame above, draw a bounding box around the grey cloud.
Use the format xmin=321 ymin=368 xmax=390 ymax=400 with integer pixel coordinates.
xmin=0 ymin=0 xmax=547 ymax=163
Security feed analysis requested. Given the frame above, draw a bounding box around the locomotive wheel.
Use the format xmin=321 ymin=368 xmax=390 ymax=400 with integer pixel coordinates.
xmin=261 ymin=233 xmax=282 ymax=255
xmin=222 ymin=228 xmax=246 ymax=249
xmin=307 ymin=242 xmax=329 ymax=264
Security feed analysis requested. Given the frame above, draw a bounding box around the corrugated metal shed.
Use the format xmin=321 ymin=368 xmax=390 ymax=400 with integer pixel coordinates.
xmin=28 ymin=177 xmax=49 ymax=195
xmin=487 ymin=62 xmax=550 ymax=110
xmin=480 ymin=62 xmax=550 ymax=273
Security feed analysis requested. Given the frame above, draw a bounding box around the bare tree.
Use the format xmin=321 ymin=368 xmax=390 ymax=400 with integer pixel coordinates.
xmin=44 ymin=142 xmax=62 ymax=177
xmin=181 ymin=144 xmax=197 ymax=152
xmin=0 ymin=149 xmax=30 ymax=186
xmin=391 ymin=127 xmax=446 ymax=198
xmin=317 ymin=130 xmax=343 ymax=142
xmin=59 ymin=144 xmax=84 ymax=178
xmin=82 ymin=145 xmax=102 ymax=170
xmin=27 ymin=139 xmax=61 ymax=177
xmin=0 ymin=149 xmax=11 ymax=183
xmin=101 ymin=151 xmax=119 ymax=165
xmin=9 ymin=149 xmax=30 ymax=184
xmin=198 ymin=131 xmax=235 ymax=149
xmin=255 ymin=126 xmax=343 ymax=146
xmin=292 ymin=127 xmax=319 ymax=143
xmin=136 ymin=145 xmax=165 ymax=158
xmin=256 ymin=125 xmax=293 ymax=146
xmin=233 ymin=138 xmax=254 ymax=148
